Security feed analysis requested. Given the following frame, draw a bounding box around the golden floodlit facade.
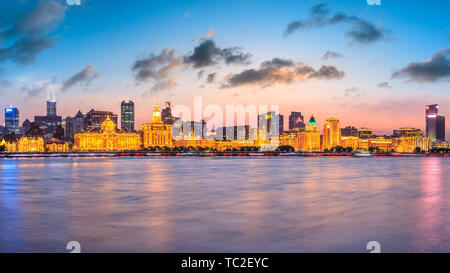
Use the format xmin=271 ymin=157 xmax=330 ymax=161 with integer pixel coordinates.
xmin=279 ymin=115 xmax=320 ymax=152
xmin=2 ymin=137 xmax=45 ymax=152
xmin=323 ymin=116 xmax=341 ymax=150
xmin=73 ymin=117 xmax=141 ymax=151
xmin=140 ymin=103 xmax=173 ymax=148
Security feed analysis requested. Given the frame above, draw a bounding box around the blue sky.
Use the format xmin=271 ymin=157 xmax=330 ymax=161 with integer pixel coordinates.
xmin=1 ymin=0 xmax=449 ymax=138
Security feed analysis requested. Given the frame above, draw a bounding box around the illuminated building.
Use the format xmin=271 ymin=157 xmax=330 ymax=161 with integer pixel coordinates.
xmin=398 ymin=127 xmax=422 ymax=137
xmin=323 ymin=116 xmax=341 ymax=150
xmin=174 ymin=135 xmax=216 ymax=149
xmin=426 ymin=104 xmax=445 ymax=141
xmin=340 ymin=136 xmax=359 ymax=150
xmin=17 ymin=137 xmax=45 ymax=152
xmin=140 ymin=103 xmax=173 ymax=148
xmin=215 ymin=140 xmax=259 ymax=151
xmin=369 ymin=137 xmax=393 ymax=151
xmin=357 ymin=128 xmax=374 ymax=139
xmin=45 ymin=139 xmax=70 ymax=152
xmin=83 ymin=109 xmax=118 ymax=132
xmin=74 ymin=117 xmax=141 ymax=151
xmin=432 ymin=141 xmax=450 ymax=149
xmin=288 ymin=112 xmax=305 ymax=130
xmin=280 ymin=115 xmax=320 ymax=152
xmin=358 ymin=139 xmax=370 ymax=150
xmin=215 ymin=125 xmax=251 ymax=141
xmin=4 ymin=106 xmax=20 ymax=135
xmin=396 ymin=136 xmax=432 ymax=153
xmin=121 ymin=100 xmax=135 ymax=132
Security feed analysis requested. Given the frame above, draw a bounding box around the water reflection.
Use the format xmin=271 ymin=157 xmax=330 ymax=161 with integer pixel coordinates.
xmin=0 ymin=157 xmax=449 ymax=252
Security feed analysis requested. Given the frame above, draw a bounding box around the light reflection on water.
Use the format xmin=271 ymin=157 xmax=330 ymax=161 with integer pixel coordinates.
xmin=0 ymin=157 xmax=448 ymax=252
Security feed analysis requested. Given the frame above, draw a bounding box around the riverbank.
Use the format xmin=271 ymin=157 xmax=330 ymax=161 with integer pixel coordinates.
xmin=0 ymin=151 xmax=449 ymax=158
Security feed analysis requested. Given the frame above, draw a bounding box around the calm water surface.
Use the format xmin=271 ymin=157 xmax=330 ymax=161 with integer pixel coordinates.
xmin=0 ymin=157 xmax=449 ymax=252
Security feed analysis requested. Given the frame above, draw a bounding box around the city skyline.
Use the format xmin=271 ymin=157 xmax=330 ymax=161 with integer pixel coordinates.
xmin=0 ymin=0 xmax=449 ymax=137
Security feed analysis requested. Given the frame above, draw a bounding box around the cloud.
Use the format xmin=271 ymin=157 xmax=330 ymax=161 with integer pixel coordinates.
xmin=21 ymin=79 xmax=58 ymax=98
xmin=322 ymin=51 xmax=343 ymax=60
xmin=391 ymin=48 xmax=450 ymax=82
xmin=344 ymin=86 xmax=366 ymax=97
xmin=206 ymin=72 xmax=216 ymax=83
xmin=284 ymin=3 xmax=390 ymax=45
xmin=221 ymin=57 xmax=344 ymax=88
xmin=62 ymin=65 xmax=102 ymax=91
xmin=184 ymin=39 xmax=251 ymax=68
xmin=377 ymin=81 xmax=392 ymax=88
xmin=0 ymin=0 xmax=67 ymax=64
xmin=132 ymin=48 xmax=184 ymax=92
xmin=203 ymin=29 xmax=215 ymax=39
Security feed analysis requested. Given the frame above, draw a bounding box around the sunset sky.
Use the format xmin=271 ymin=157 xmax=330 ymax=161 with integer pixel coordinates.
xmin=1 ymin=0 xmax=449 ymax=138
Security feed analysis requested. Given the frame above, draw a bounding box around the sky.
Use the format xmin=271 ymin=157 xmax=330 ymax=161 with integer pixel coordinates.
xmin=0 ymin=0 xmax=449 ymax=139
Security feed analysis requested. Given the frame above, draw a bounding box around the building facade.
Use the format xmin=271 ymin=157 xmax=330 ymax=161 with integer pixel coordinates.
xmin=34 ymin=99 xmax=62 ymax=139
xmin=323 ymin=116 xmax=341 ymax=150
xmin=83 ymin=109 xmax=118 ymax=132
xmin=73 ymin=117 xmax=140 ymax=151
xmin=140 ymin=103 xmax=173 ymax=148
xmin=4 ymin=107 xmax=20 ymax=135
xmin=288 ymin=111 xmax=305 ymax=131
xmin=121 ymin=100 xmax=135 ymax=132
xmin=426 ymin=104 xmax=445 ymax=141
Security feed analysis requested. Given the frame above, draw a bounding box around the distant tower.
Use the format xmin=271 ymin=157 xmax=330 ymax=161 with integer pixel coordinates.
xmin=323 ymin=116 xmax=341 ymax=150
xmin=121 ymin=100 xmax=135 ymax=132
xmin=47 ymin=88 xmax=56 ymax=116
xmin=289 ymin=111 xmax=305 ymax=130
xmin=4 ymin=106 xmax=20 ymax=134
xmin=425 ymin=104 xmax=445 ymax=141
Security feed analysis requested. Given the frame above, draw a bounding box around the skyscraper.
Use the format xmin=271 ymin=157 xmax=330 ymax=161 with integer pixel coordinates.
xmin=83 ymin=109 xmax=118 ymax=132
xmin=289 ymin=112 xmax=305 ymax=130
xmin=4 ymin=106 xmax=20 ymax=135
xmin=161 ymin=102 xmax=176 ymax=125
xmin=323 ymin=116 xmax=341 ymax=150
xmin=258 ymin=111 xmax=283 ymax=140
xmin=121 ymin=100 xmax=135 ymax=132
xmin=65 ymin=111 xmax=84 ymax=140
xmin=426 ymin=104 xmax=445 ymax=141
xmin=34 ymin=98 xmax=62 ymax=139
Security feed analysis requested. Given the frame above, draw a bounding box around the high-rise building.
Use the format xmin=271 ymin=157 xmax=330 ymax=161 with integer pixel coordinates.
xmin=83 ymin=109 xmax=118 ymax=132
xmin=425 ymin=104 xmax=445 ymax=141
xmin=323 ymin=116 xmax=341 ymax=150
xmin=65 ymin=111 xmax=84 ymax=140
xmin=121 ymin=100 xmax=135 ymax=132
xmin=289 ymin=111 xmax=305 ymax=130
xmin=258 ymin=111 xmax=283 ymax=140
xmin=4 ymin=106 xmax=20 ymax=135
xmin=47 ymin=100 xmax=56 ymax=116
xmin=161 ymin=102 xmax=176 ymax=125
xmin=34 ymin=98 xmax=62 ymax=139
xmin=22 ymin=119 xmax=31 ymax=135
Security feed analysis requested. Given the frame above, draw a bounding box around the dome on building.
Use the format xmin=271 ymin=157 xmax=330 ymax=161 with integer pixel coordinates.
xmin=308 ymin=115 xmax=317 ymax=125
xmin=101 ymin=116 xmax=116 ymax=133
xmin=152 ymin=103 xmax=162 ymax=123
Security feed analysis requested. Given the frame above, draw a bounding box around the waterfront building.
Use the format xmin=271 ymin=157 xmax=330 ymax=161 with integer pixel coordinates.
xmin=74 ymin=117 xmax=141 ymax=151
xmin=215 ymin=125 xmax=251 ymax=141
xmin=279 ymin=115 xmax=320 ymax=152
xmin=340 ymin=136 xmax=359 ymax=150
xmin=398 ymin=127 xmax=422 ymax=137
xmin=369 ymin=137 xmax=393 ymax=152
xmin=121 ymin=100 xmax=135 ymax=132
xmin=432 ymin=141 xmax=450 ymax=149
xmin=396 ymin=136 xmax=432 ymax=153
xmin=140 ymin=103 xmax=173 ymax=148
xmin=45 ymin=139 xmax=70 ymax=152
xmin=83 ymin=109 xmax=118 ymax=132
xmin=426 ymin=104 xmax=445 ymax=141
xmin=4 ymin=106 xmax=20 ymax=135
xmin=288 ymin=112 xmax=305 ymax=130
xmin=357 ymin=128 xmax=374 ymax=139
xmin=173 ymin=133 xmax=216 ymax=149
xmin=323 ymin=116 xmax=341 ymax=150
xmin=173 ymin=120 xmax=207 ymax=140
xmin=17 ymin=137 xmax=45 ymax=152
